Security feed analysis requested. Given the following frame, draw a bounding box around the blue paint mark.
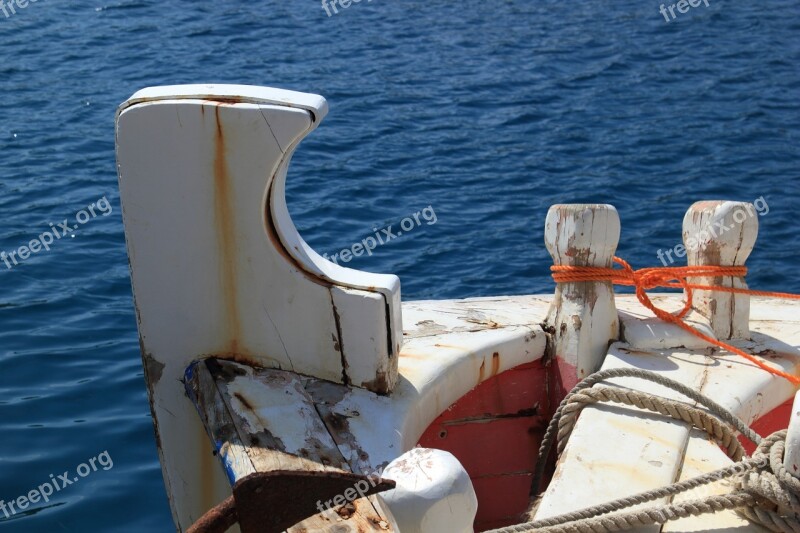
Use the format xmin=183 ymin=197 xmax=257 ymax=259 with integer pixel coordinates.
xmin=184 ymin=361 xmax=198 ymax=384
xmin=219 ymin=450 xmax=238 ymax=486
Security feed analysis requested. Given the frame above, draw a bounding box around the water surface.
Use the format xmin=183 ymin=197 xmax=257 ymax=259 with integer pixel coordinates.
xmin=0 ymin=1 xmax=798 ymax=530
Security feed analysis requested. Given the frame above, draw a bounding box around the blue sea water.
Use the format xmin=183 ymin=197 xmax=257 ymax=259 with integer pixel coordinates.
xmin=0 ymin=0 xmax=798 ymax=531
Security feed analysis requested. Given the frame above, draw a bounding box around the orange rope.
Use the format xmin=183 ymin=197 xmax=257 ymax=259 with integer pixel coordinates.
xmin=551 ymin=257 xmax=800 ymax=385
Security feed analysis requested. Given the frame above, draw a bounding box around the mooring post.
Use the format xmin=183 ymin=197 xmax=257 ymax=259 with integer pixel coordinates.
xmin=784 ymin=392 xmax=800 ymax=478
xmin=545 ymin=204 xmax=620 ymax=397
xmin=682 ymin=201 xmax=758 ymax=340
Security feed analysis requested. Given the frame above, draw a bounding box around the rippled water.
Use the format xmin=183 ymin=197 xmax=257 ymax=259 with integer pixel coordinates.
xmin=0 ymin=1 xmax=798 ymax=530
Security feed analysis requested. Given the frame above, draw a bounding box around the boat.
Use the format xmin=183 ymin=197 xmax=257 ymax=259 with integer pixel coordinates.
xmin=115 ymin=84 xmax=800 ymax=532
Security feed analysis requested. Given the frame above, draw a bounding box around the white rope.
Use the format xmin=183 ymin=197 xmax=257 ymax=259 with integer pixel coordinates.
xmin=486 ymin=368 xmax=800 ymax=533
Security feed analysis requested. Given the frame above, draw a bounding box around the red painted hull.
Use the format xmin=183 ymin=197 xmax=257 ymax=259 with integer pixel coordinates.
xmin=418 ymin=361 xmax=552 ymax=530
xmin=419 ymin=359 xmax=793 ymax=531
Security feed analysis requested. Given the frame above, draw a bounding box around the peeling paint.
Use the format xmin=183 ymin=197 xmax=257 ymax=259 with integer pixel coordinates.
xmin=142 ymin=348 xmax=165 ymax=386
xmin=330 ymin=297 xmax=350 ymax=386
xmin=360 ymin=372 xmax=390 ymax=395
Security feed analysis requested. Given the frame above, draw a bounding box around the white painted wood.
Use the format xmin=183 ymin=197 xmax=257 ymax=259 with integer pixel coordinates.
xmin=534 ymin=343 xmax=710 ymax=532
xmin=683 ymin=201 xmax=758 ymax=340
xmin=784 ymin=392 xmax=800 ymax=478
xmin=619 ymin=295 xmax=716 ymax=350
xmin=378 ymin=448 xmax=477 ymax=533
xmin=183 ymin=294 xmax=550 ymax=531
xmin=331 ymin=287 xmax=395 ymax=390
xmin=662 ymin=430 xmax=769 ymax=532
xmin=305 ymin=295 xmax=550 ymax=475
xmin=116 ymin=85 xmax=403 ymax=530
xmin=545 ymin=204 xmax=620 ymax=386
xmin=186 ymin=360 xmax=398 ymax=532
xmin=119 ymin=84 xmax=330 ymax=116
xmin=535 ymin=294 xmax=800 ymax=532
xmin=174 ymin=287 xmax=797 ymax=532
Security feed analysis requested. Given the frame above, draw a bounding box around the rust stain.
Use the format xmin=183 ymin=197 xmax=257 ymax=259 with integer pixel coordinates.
xmin=398 ymin=351 xmax=427 ymax=360
xmin=213 ymin=106 xmax=243 ymax=355
xmin=491 ymin=351 xmax=500 ymax=377
xmin=263 ymin=185 xmax=333 ymax=289
xmin=209 ymin=96 xmax=249 ymax=105
xmin=432 ymin=343 xmax=467 ymax=351
xmin=336 ymin=502 xmax=356 ymax=519
xmin=479 ymin=360 xmax=486 ymax=382
xmin=233 ymin=392 xmax=254 ymax=411
xmin=360 ymin=371 xmax=390 ymax=395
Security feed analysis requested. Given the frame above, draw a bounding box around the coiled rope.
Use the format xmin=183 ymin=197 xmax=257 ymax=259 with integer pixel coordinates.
xmin=486 ymin=368 xmax=800 ymax=533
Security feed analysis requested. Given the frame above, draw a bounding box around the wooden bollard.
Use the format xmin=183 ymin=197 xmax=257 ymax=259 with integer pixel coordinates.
xmin=682 ymin=201 xmax=758 ymax=340
xmin=545 ymin=204 xmax=620 ymax=397
xmin=784 ymin=391 xmax=800 ymax=478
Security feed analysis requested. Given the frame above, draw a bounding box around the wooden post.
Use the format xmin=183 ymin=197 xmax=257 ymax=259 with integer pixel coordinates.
xmin=682 ymin=201 xmax=758 ymax=340
xmin=784 ymin=391 xmax=800 ymax=478
xmin=545 ymin=204 xmax=620 ymax=397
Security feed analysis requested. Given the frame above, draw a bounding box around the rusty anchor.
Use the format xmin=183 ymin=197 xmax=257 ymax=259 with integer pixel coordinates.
xmin=187 ymin=470 xmax=396 ymax=533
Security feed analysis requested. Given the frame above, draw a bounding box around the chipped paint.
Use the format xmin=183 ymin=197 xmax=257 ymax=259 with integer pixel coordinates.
xmin=142 ymin=347 xmax=165 ymax=386
xmin=330 ymin=298 xmax=350 ymax=386
xmin=118 ymin=86 xmax=403 ymax=531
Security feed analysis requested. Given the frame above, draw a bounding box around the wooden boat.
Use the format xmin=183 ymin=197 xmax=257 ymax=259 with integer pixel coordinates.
xmin=115 ymin=84 xmax=800 ymax=532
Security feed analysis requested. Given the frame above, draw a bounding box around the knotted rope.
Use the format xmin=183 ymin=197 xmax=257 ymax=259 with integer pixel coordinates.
xmin=551 ymin=257 xmax=800 ymax=384
xmin=486 ymin=368 xmax=800 ymax=533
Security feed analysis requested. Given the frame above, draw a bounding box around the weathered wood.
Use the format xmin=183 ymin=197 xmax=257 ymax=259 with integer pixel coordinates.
xmin=662 ymin=429 xmax=767 ymax=532
xmin=185 ymin=358 xmax=394 ymax=532
xmin=544 ymin=204 xmax=620 ymax=395
xmin=534 ymin=343 xmax=708 ymax=533
xmin=206 ymin=359 xmax=349 ymax=474
xmin=683 ymin=200 xmax=758 ymax=339
xmin=306 ymin=296 xmax=551 ymax=479
xmin=117 ymin=85 xmax=403 ymax=530
xmin=186 ymin=295 xmax=552 ymax=532
xmin=784 ymin=391 xmax=800 ymax=479
xmin=535 ymin=294 xmax=800 ymax=531
xmin=185 ymin=361 xmax=257 ymax=484
xmin=618 ymin=294 xmax=716 ymax=350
